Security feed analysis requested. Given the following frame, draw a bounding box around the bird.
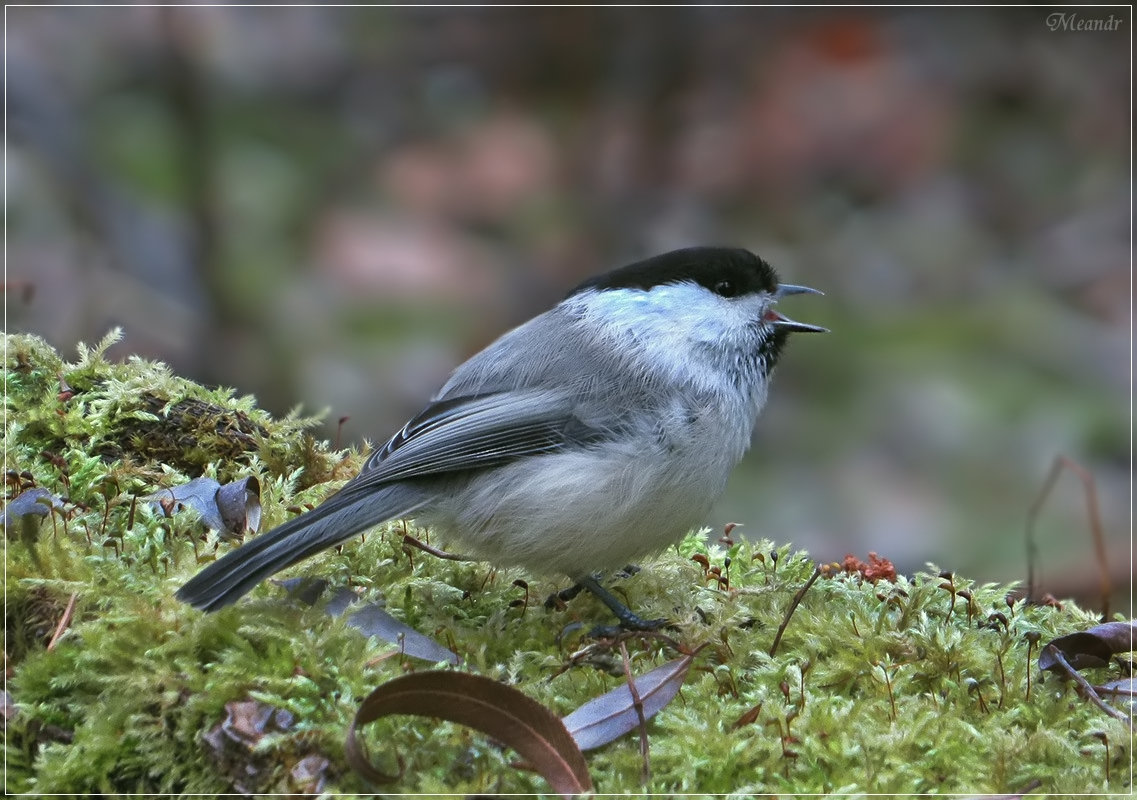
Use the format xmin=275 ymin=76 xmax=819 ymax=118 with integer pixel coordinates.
xmin=176 ymin=246 xmax=826 ymax=628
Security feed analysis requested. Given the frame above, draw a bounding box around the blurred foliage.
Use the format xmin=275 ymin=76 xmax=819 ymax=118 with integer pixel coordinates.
xmin=5 ymin=7 xmax=1129 ymax=600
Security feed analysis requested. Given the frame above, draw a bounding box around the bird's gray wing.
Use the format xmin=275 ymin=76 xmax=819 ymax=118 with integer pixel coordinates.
xmin=347 ymin=388 xmax=608 ymax=489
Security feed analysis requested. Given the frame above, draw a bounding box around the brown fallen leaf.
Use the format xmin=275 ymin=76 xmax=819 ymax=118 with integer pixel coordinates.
xmin=1039 ymin=620 xmax=1136 ymax=672
xmin=1096 ymin=677 xmax=1137 ymax=714
xmin=346 ymin=671 xmax=592 ymax=797
xmin=347 ymin=603 xmax=461 ymax=665
xmin=149 ymin=476 xmax=261 ymax=537
xmin=2 ymin=487 xmax=64 ymax=531
xmin=275 ymin=578 xmax=461 ymax=665
xmin=959 ymin=778 xmax=1043 ymax=799
xmin=202 ymin=697 xmax=330 ymax=795
xmin=561 ymin=647 xmax=702 ymax=752
xmin=215 ymin=476 xmax=262 ymax=536
xmin=1041 ymin=627 xmax=1132 ymax=731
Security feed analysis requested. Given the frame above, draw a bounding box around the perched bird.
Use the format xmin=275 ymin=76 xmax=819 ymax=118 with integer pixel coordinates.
xmin=177 ymin=246 xmax=825 ymax=627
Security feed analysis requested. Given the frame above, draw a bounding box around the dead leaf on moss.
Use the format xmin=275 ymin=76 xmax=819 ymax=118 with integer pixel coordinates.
xmin=562 ymin=650 xmax=699 ymax=751
xmin=148 ymin=476 xmax=261 ymax=537
xmin=346 ymin=671 xmax=593 ymax=797
xmin=216 ymin=476 xmax=262 ymax=536
xmin=274 ymin=575 xmax=332 ymax=606
xmin=2 ymin=690 xmax=17 ymax=722
xmin=276 ymin=576 xmax=461 ymax=664
xmin=1097 ymin=678 xmax=1137 ymax=714
xmin=208 ymin=698 xmax=294 ymax=748
xmin=291 ymin=753 xmax=330 ymax=794
xmin=1039 ymin=620 xmax=1136 ymax=672
xmin=960 ymin=778 xmax=1042 ymax=799
xmin=3 ymin=488 xmax=64 ymax=570
xmin=348 ymin=603 xmax=461 ymax=665
xmin=2 ymin=487 xmax=63 ymax=531
xmin=203 ymin=698 xmax=331 ymax=795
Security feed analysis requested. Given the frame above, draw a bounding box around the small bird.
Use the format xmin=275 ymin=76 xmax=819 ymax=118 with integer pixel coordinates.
xmin=177 ymin=247 xmax=826 ymax=627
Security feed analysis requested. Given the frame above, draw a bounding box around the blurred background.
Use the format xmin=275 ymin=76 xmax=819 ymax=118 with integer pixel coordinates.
xmin=6 ymin=6 xmax=1130 ymax=608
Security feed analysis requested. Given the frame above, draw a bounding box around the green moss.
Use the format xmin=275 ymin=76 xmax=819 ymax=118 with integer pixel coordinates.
xmin=3 ymin=332 xmax=1130 ymax=795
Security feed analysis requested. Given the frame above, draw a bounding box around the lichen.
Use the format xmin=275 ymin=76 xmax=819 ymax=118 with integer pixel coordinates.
xmin=3 ymin=332 xmax=1130 ymax=795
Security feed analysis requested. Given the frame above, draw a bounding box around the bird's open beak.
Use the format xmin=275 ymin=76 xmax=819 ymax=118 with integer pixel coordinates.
xmin=769 ymin=283 xmax=828 ymax=333
xmin=776 ymin=283 xmax=823 ymax=298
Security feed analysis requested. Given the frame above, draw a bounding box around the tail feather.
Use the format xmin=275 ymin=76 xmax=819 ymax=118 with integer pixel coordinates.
xmin=176 ymin=485 xmax=426 ymax=612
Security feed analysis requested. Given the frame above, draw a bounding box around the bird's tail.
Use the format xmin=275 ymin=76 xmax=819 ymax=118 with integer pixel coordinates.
xmin=176 ymin=484 xmax=427 ymax=612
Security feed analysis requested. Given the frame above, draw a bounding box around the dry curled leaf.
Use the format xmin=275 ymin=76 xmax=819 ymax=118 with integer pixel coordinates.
xmin=276 ymin=578 xmax=461 ymax=664
xmin=1039 ymin=620 xmax=1136 ymax=672
xmin=347 ymin=603 xmax=461 ymax=665
xmin=215 ymin=476 xmax=262 ymax=537
xmin=202 ymin=698 xmax=329 ymax=796
xmin=347 ymin=671 xmax=592 ymax=797
xmin=274 ymin=576 xmax=332 ymax=607
xmin=149 ymin=476 xmax=261 ymax=537
xmin=1096 ymin=677 xmax=1137 ymax=713
xmin=290 ymin=753 xmax=330 ymax=795
xmin=2 ymin=690 xmax=18 ymax=722
xmin=205 ymin=698 xmax=295 ymax=749
xmin=959 ymin=780 xmax=1042 ymax=800
xmin=561 ymin=649 xmax=699 ymax=751
xmin=2 ymin=487 xmax=63 ymax=531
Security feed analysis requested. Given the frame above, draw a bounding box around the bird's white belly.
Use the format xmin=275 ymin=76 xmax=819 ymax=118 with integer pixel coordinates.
xmin=418 ymin=442 xmax=732 ymax=578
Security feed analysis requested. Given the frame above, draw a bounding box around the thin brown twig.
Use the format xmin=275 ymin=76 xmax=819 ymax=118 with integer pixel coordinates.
xmin=401 ymin=534 xmax=469 ymax=562
xmin=46 ymin=592 xmax=79 ymax=652
xmin=619 ymin=641 xmax=651 ymax=785
xmin=1043 ymin=644 xmax=1132 ymax=729
xmin=769 ymin=565 xmax=822 ymax=658
xmin=1026 ymin=455 xmax=1110 ymax=617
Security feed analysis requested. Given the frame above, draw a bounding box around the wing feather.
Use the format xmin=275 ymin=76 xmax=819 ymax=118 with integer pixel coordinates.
xmin=348 ymin=389 xmax=606 ymax=489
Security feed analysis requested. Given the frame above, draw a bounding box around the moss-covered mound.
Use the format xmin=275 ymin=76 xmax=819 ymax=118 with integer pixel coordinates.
xmin=3 ymin=332 xmax=1130 ymax=795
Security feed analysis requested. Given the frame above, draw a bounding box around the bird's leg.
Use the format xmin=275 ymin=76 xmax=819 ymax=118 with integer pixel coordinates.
xmin=546 ymin=581 xmax=586 ymax=607
xmin=575 ymin=574 xmax=668 ymax=631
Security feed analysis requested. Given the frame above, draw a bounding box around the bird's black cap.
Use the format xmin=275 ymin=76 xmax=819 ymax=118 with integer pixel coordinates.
xmin=569 ymin=247 xmax=780 ymax=300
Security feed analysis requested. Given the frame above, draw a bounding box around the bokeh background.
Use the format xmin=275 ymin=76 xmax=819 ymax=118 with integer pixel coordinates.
xmin=6 ymin=6 xmax=1130 ymax=609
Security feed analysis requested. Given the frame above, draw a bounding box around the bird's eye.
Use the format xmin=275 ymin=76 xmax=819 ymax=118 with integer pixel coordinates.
xmin=713 ymin=279 xmax=738 ymax=298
